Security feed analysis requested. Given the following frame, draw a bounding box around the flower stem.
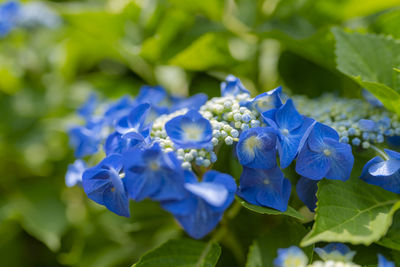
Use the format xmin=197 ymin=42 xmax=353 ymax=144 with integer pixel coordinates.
xmin=370 ymin=145 xmax=389 ymax=160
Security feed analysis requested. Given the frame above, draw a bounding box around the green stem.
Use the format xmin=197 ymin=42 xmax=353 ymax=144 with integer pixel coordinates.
xmin=370 ymin=145 xmax=389 ymax=160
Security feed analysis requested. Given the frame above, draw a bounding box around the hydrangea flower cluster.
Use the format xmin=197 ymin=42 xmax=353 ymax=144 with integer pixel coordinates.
xmin=0 ymin=0 xmax=60 ymax=37
xmin=69 ymin=75 xmax=400 ymax=239
xmin=274 ymin=243 xmax=394 ymax=267
xmin=293 ymin=93 xmax=400 ymax=149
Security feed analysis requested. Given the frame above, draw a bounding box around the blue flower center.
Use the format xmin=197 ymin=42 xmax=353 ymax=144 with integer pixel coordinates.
xmin=182 ymin=123 xmax=204 ymax=141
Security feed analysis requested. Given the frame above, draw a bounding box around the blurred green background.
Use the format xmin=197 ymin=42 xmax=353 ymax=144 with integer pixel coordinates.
xmin=2 ymin=0 xmax=400 ymax=266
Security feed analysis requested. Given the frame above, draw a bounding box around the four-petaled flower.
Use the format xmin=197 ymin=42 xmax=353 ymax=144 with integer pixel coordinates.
xmin=360 ymin=149 xmax=400 ymax=193
xmin=123 ymin=143 xmax=187 ymax=201
xmin=247 ymin=86 xmax=282 ymax=113
xmin=236 ymin=127 xmax=278 ymax=169
xmin=237 ymin=166 xmax=291 ymax=211
xmin=162 ymin=170 xmax=236 ymax=239
xmin=82 ymin=154 xmax=130 ymax=217
xmin=220 ymin=75 xmax=250 ymax=96
xmin=262 ymin=99 xmax=315 ymax=168
xmin=314 ymin=243 xmax=356 ymax=263
xmin=296 ymin=122 xmax=354 ymax=181
xmin=165 ymin=110 xmax=212 ymax=149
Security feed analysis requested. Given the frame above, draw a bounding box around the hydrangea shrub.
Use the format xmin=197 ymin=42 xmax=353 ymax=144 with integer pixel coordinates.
xmin=66 ymin=75 xmax=400 ymax=266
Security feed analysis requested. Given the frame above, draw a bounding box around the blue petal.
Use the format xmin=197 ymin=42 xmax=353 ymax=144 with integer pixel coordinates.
xmin=296 ymin=177 xmax=318 ymax=212
xmin=77 ymin=93 xmax=98 ymax=120
xmin=82 ymin=169 xmax=112 ymax=205
xmin=307 ymin=122 xmax=339 ymax=152
xmin=184 ymin=182 xmax=228 ymax=207
xmin=104 ymin=96 xmax=133 ymax=124
xmin=99 ymin=154 xmax=123 ymax=173
xmin=65 ymin=159 xmax=86 ymax=187
xmin=220 ymin=75 xmax=250 ymax=97
xmin=236 ymin=127 xmax=277 ymax=169
xmin=202 ymin=171 xmax=236 ymax=211
xmin=368 ymin=159 xmax=400 ymax=176
xmin=136 ymin=85 xmax=167 ymax=106
xmin=314 ymin=243 xmax=356 ymax=262
xmin=384 ymin=149 xmax=400 ymax=161
xmin=324 ymin=138 xmax=354 ymax=181
xmin=378 ymin=254 xmax=395 ymax=267
xmin=174 ymin=201 xmax=224 ymax=239
xmin=127 ymin=103 xmax=151 ymax=130
xmin=361 ymin=156 xmax=400 ymax=194
xmin=296 ymin=145 xmax=330 ymax=180
xmin=161 ymin=196 xmax=197 ymax=216
xmin=275 ymin=99 xmax=303 ymax=131
xmin=238 ymin=166 xmax=291 ymax=211
xmin=103 ymin=186 xmax=130 ymax=217
xmin=171 ymin=93 xmax=208 ymax=112
xmin=277 ymin=117 xmax=315 ymax=169
xmin=250 ymin=87 xmax=283 ymax=113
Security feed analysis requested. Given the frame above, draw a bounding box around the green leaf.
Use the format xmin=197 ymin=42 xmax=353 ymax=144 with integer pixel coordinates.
xmin=169 ymin=33 xmax=235 ymax=70
xmin=246 ymin=220 xmax=313 ymax=267
xmin=301 ymin=178 xmax=400 ymax=247
xmin=236 ymin=197 xmax=305 ymax=220
xmin=377 ymin=210 xmax=400 ymax=251
xmin=333 ymin=28 xmax=400 ymax=115
xmin=133 ymin=239 xmax=221 ymax=267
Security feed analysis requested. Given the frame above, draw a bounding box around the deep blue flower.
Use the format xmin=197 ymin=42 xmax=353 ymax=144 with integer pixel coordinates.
xmin=378 ymin=254 xmax=395 ymax=267
xmin=0 ymin=1 xmax=19 ymax=37
xmin=65 ymin=159 xmax=86 ymax=187
xmin=82 ymin=154 xmax=130 ymax=217
xmin=123 ymin=143 xmax=187 ymax=201
xmin=296 ymin=122 xmax=354 ymax=181
xmin=360 ymin=149 xmax=400 ymax=193
xmin=296 ymin=177 xmax=318 ymax=212
xmin=165 ymin=110 xmax=212 ymax=149
xmin=247 ymin=86 xmax=282 ymax=113
xmin=220 ymin=75 xmax=250 ymax=97
xmin=274 ymin=246 xmax=308 ymax=267
xmin=236 ymin=127 xmax=278 ymax=169
xmin=314 ymin=243 xmax=356 ymax=262
xmin=162 ymin=170 xmax=236 ymax=239
xmin=237 ymin=166 xmax=291 ymax=211
xmin=68 ymin=120 xmax=104 ymax=158
xmin=115 ymin=103 xmax=151 ymax=139
xmin=262 ymin=99 xmax=315 ymax=168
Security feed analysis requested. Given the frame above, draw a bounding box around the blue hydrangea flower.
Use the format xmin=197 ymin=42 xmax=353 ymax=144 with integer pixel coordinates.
xmin=65 ymin=159 xmax=86 ymax=187
xmin=236 ymin=127 xmax=278 ymax=169
xmin=247 ymin=86 xmax=283 ymax=113
xmin=314 ymin=243 xmax=356 ymax=262
xmin=162 ymin=170 xmax=236 ymax=239
xmin=68 ymin=120 xmax=104 ymax=158
xmin=262 ymin=99 xmax=315 ymax=168
xmin=0 ymin=1 xmax=19 ymax=37
xmin=170 ymin=93 xmax=208 ymax=112
xmin=378 ymin=254 xmax=395 ymax=267
xmin=82 ymin=154 xmax=130 ymax=217
xmin=220 ymin=75 xmax=250 ymax=97
xmin=360 ymin=149 xmax=400 ymax=193
xmin=123 ymin=143 xmax=187 ymax=201
xmin=296 ymin=177 xmax=318 ymax=212
xmin=274 ymin=246 xmax=308 ymax=267
xmin=135 ymin=85 xmax=169 ymax=108
xmin=296 ymin=122 xmax=354 ymax=181
xmin=103 ymin=96 xmax=133 ymax=125
xmin=165 ymin=110 xmax=213 ymax=149
xmin=116 ymin=103 xmax=151 ymax=137
xmin=237 ymin=166 xmax=291 ymax=211
xmin=104 ymin=131 xmax=149 ymax=155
